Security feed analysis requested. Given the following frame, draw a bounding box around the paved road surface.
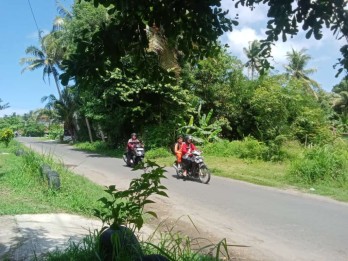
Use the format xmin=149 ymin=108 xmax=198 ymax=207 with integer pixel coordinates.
xmin=18 ymin=137 xmax=348 ymax=261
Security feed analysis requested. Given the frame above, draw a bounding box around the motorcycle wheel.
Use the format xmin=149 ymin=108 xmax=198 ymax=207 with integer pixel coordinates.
xmin=198 ymin=166 xmax=211 ymax=184
xmin=134 ymin=157 xmax=143 ymax=166
xmin=122 ymin=153 xmax=128 ymax=164
xmin=123 ymin=153 xmax=132 ymax=167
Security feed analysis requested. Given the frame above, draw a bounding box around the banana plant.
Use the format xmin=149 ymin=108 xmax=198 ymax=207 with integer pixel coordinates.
xmin=178 ymin=104 xmax=225 ymax=144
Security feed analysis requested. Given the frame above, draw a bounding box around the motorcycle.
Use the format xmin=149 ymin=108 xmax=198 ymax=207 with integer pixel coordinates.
xmin=173 ymin=150 xmax=211 ymax=184
xmin=123 ymin=143 xmax=145 ymax=167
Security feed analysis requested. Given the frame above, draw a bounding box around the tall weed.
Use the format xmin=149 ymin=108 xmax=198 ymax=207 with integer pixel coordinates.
xmin=204 ymin=137 xmax=268 ymax=160
xmin=287 ymin=145 xmax=348 ymax=184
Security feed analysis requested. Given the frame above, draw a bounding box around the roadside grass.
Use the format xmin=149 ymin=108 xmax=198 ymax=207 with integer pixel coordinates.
xmin=0 ymin=141 xmax=104 ymax=216
xmin=74 ymin=141 xmax=124 ymax=158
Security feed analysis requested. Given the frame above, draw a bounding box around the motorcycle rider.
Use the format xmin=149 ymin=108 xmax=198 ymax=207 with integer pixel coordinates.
xmin=181 ymin=135 xmax=197 ymax=176
xmin=127 ymin=133 xmax=140 ymax=166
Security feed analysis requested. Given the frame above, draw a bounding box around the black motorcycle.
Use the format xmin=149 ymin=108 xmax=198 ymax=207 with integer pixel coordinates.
xmin=174 ymin=150 xmax=211 ymax=184
xmin=123 ymin=144 xmax=145 ymax=167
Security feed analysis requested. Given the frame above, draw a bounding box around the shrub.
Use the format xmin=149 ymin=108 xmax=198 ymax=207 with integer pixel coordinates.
xmin=146 ymin=148 xmax=172 ymax=159
xmin=204 ymin=137 xmax=268 ymax=160
xmin=143 ymin=123 xmax=177 ymax=150
xmin=23 ymin=123 xmax=45 ymax=137
xmin=203 ymin=140 xmax=239 ymax=157
xmin=238 ymin=136 xmax=268 ymax=160
xmin=47 ymin=124 xmax=63 ymax=140
xmin=0 ymin=128 xmax=14 ymax=147
xmin=287 ymin=145 xmax=348 ymax=184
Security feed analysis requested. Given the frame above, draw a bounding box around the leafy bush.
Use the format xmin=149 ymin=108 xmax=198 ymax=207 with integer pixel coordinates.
xmin=146 ymin=147 xmax=172 ymax=159
xmin=287 ymin=145 xmax=348 ymax=184
xmin=203 ymin=140 xmax=239 ymax=157
xmin=143 ymin=122 xmax=177 ymax=150
xmin=204 ymin=137 xmax=268 ymax=160
xmin=0 ymin=128 xmax=14 ymax=147
xmin=23 ymin=123 xmax=45 ymax=137
xmin=238 ymin=136 xmax=268 ymax=160
xmin=75 ymin=141 xmax=124 ymax=157
xmin=47 ymin=124 xmax=63 ymax=140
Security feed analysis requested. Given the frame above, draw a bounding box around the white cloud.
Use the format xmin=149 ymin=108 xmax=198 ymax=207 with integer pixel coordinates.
xmin=226 ymin=27 xmax=262 ymax=58
xmin=221 ymin=0 xmax=268 ymax=26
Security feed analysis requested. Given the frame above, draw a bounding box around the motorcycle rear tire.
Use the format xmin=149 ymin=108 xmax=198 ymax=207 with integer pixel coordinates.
xmin=198 ymin=166 xmax=211 ymax=184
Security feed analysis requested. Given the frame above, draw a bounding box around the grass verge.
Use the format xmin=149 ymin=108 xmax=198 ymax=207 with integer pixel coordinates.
xmin=0 ymin=140 xmax=104 ymax=216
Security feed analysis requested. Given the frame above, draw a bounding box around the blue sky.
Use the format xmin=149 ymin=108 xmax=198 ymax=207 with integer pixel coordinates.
xmin=0 ymin=0 xmax=345 ymax=117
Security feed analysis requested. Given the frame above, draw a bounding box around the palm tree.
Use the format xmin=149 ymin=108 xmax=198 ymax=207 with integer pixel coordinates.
xmin=243 ymin=40 xmax=262 ymax=80
xmin=284 ymin=48 xmax=320 ymax=99
xmin=332 ymin=80 xmax=348 ymax=131
xmin=20 ymin=33 xmax=63 ymax=99
xmin=42 ymin=87 xmax=79 ymax=141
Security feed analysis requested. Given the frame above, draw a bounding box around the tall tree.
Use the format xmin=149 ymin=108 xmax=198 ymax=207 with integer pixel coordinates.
xmin=233 ymin=0 xmax=348 ymax=78
xmin=42 ymin=87 xmax=79 ymax=140
xmin=332 ymin=80 xmax=348 ymax=131
xmin=20 ymin=33 xmax=63 ymax=99
xmin=243 ymin=40 xmax=262 ymax=80
xmin=284 ymin=48 xmax=320 ymax=98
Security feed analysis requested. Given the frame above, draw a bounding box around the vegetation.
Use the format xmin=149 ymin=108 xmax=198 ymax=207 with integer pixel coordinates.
xmin=0 ymin=128 xmax=14 ymax=147
xmin=0 ymin=141 xmax=104 ymax=216
xmin=2 ymin=1 xmax=347 ymax=259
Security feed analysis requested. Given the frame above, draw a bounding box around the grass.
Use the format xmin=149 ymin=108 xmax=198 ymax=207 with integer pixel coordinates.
xmin=0 ymin=140 xmax=105 ymax=216
xmin=74 ymin=141 xmax=124 ymax=158
xmin=35 ymin=219 xmax=231 ymax=261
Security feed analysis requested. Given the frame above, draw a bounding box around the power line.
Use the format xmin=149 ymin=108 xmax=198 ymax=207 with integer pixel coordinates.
xmin=27 ymin=0 xmax=41 ymax=37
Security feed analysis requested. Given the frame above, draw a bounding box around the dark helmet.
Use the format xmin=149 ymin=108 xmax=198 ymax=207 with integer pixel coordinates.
xmin=185 ymin=135 xmax=193 ymax=142
xmin=177 ymin=134 xmax=183 ymax=139
xmin=131 ymin=133 xmax=137 ymax=137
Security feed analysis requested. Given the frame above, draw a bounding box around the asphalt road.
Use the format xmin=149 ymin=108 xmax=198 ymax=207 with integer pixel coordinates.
xmin=18 ymin=137 xmax=348 ymax=261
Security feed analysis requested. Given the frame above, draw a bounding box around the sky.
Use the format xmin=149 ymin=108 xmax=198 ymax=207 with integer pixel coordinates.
xmin=0 ymin=0 xmax=346 ymax=117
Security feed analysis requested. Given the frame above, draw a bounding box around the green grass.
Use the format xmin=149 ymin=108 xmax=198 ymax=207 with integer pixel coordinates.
xmin=0 ymin=141 xmax=105 ymax=216
xmin=74 ymin=141 xmax=124 ymax=158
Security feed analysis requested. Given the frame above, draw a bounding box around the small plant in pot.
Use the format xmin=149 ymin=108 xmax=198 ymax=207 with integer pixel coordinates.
xmin=94 ymin=160 xmax=168 ymax=261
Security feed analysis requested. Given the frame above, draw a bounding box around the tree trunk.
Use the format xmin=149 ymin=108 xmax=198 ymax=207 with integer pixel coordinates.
xmin=85 ymin=117 xmax=93 ymax=143
xmin=98 ymin=124 xmax=106 ymax=142
xmin=52 ymin=68 xmax=63 ymax=100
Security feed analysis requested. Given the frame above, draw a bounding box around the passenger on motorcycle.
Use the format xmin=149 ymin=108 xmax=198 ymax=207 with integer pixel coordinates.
xmin=181 ymin=135 xmax=197 ymax=177
xmin=127 ymin=133 xmax=140 ymax=166
xmin=174 ymin=135 xmax=183 ymax=169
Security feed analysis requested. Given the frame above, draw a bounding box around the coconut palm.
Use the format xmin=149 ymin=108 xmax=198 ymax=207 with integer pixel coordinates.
xmin=20 ymin=33 xmax=63 ymax=99
xmin=284 ymin=48 xmax=320 ymax=98
xmin=243 ymin=40 xmax=263 ymax=80
xmin=41 ymin=87 xmax=79 ymax=141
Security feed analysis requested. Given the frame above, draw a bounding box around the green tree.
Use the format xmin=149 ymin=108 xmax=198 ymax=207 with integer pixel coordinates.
xmin=0 ymin=129 xmax=14 ymax=147
xmin=332 ymin=80 xmax=348 ymax=132
xmin=243 ymin=40 xmax=271 ymax=80
xmin=233 ymin=0 xmax=348 ymax=78
xmin=284 ymin=48 xmax=320 ymax=99
xmin=20 ymin=34 xmax=63 ymax=99
xmin=42 ymin=87 xmax=79 ymax=141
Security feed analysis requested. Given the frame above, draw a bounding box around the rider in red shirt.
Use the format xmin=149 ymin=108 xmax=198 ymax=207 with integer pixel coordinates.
xmin=181 ymin=135 xmax=196 ymax=176
xmin=127 ymin=133 xmax=140 ymax=166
